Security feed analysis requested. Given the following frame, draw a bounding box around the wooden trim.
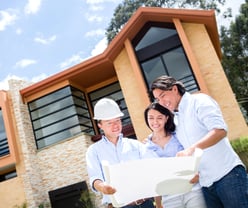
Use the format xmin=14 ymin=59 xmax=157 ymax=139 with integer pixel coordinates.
xmin=0 ymin=91 xmax=18 ymax=170
xmin=22 ymin=80 xmax=71 ymax=103
xmin=124 ymin=38 xmax=150 ymax=105
xmin=173 ymin=18 xmax=209 ymax=94
xmin=86 ymin=77 xmax=118 ymax=93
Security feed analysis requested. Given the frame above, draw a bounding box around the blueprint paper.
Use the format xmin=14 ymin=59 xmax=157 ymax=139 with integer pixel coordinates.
xmin=102 ymin=148 xmax=203 ymax=207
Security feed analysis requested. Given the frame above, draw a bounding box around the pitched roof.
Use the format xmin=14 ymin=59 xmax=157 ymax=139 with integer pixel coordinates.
xmin=20 ymin=7 xmax=220 ymax=101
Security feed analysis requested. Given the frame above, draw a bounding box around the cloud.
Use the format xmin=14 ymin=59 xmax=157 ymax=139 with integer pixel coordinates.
xmin=59 ymin=38 xmax=108 ymax=69
xmin=85 ymin=0 xmax=120 ymax=12
xmin=31 ymin=73 xmax=48 ymax=83
xmin=85 ymin=13 xmax=103 ymax=22
xmin=16 ymin=28 xmax=22 ymax=35
xmin=34 ymin=35 xmax=56 ymax=45
xmin=24 ymin=0 xmax=42 ymax=15
xmin=0 ymin=10 xmax=18 ymax=31
xmin=14 ymin=59 xmax=37 ymax=68
xmin=216 ymin=0 xmax=245 ymax=29
xmin=88 ymin=5 xmax=104 ymax=11
xmin=86 ymin=0 xmax=120 ymax=4
xmin=59 ymin=53 xmax=85 ymax=69
xmin=84 ymin=0 xmax=121 ymax=24
xmin=91 ymin=37 xmax=107 ymax=56
xmin=0 ymin=75 xmax=24 ymax=90
xmin=85 ymin=29 xmax=105 ymax=37
xmin=0 ymin=73 xmax=48 ymax=90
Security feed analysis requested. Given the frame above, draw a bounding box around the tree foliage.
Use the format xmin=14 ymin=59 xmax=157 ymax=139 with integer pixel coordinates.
xmin=220 ymin=0 xmax=248 ymax=121
xmin=106 ymin=0 xmax=226 ymax=43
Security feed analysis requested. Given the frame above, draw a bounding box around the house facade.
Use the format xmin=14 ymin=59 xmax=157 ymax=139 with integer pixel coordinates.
xmin=0 ymin=7 xmax=247 ymax=208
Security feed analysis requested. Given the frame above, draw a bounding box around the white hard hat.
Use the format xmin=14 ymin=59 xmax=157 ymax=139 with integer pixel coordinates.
xmin=93 ymin=98 xmax=124 ymax=120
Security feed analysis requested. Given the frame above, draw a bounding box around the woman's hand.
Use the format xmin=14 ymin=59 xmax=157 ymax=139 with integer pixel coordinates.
xmin=190 ymin=173 xmax=199 ymax=184
xmin=176 ymin=146 xmax=195 ymax=157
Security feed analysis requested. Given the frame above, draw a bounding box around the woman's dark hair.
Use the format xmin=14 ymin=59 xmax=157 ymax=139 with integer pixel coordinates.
xmin=144 ymin=102 xmax=175 ymax=134
xmin=149 ymin=75 xmax=186 ymax=102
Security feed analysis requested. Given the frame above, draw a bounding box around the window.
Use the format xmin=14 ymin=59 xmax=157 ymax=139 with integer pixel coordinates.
xmin=133 ymin=22 xmax=199 ymax=93
xmin=0 ymin=170 xmax=17 ymax=182
xmin=88 ymin=82 xmax=136 ymax=139
xmin=28 ymin=86 xmax=93 ymax=149
xmin=0 ymin=109 xmax=9 ymax=157
xmin=49 ymin=181 xmax=90 ymax=208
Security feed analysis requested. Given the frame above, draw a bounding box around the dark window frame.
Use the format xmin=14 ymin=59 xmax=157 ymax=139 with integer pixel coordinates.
xmin=28 ymin=86 xmax=93 ymax=149
xmin=133 ymin=21 xmax=200 ymax=95
xmin=88 ymin=82 xmax=136 ymax=141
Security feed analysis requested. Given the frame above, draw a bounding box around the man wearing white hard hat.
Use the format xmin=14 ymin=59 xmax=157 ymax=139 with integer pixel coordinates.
xmin=86 ymin=98 xmax=156 ymax=208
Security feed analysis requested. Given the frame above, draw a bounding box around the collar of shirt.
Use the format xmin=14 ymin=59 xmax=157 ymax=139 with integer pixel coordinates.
xmin=102 ymin=133 xmax=123 ymax=143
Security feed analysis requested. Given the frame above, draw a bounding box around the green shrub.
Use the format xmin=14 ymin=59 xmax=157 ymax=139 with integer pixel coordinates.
xmin=13 ymin=203 xmax=27 ymax=208
xmin=230 ymin=136 xmax=248 ymax=171
xmin=80 ymin=189 xmax=96 ymax=208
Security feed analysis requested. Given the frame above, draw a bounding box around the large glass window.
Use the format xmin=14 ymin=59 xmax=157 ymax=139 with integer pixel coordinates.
xmin=133 ymin=22 xmax=199 ymax=93
xmin=88 ymin=82 xmax=135 ymax=139
xmin=0 ymin=109 xmax=9 ymax=157
xmin=28 ymin=86 xmax=93 ymax=149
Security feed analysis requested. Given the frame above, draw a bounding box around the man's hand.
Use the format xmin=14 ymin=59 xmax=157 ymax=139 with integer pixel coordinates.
xmin=93 ymin=180 xmax=116 ymax=195
xmin=101 ymin=183 xmax=116 ymax=195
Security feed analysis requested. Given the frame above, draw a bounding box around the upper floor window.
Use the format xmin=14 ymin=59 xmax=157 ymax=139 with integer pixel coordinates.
xmin=28 ymin=86 xmax=93 ymax=149
xmin=132 ymin=22 xmax=199 ymax=94
xmin=0 ymin=109 xmax=9 ymax=157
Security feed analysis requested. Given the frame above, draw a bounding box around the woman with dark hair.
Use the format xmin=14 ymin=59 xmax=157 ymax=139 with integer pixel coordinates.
xmin=144 ymin=102 xmax=206 ymax=208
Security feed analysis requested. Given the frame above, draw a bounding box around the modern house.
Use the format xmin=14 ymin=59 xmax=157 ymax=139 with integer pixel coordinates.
xmin=0 ymin=7 xmax=247 ymax=208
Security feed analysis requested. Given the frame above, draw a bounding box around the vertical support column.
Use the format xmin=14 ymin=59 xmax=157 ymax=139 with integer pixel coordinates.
xmin=113 ymin=39 xmax=151 ymax=141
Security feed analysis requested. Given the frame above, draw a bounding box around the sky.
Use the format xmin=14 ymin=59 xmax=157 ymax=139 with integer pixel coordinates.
xmin=0 ymin=0 xmax=245 ymax=90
